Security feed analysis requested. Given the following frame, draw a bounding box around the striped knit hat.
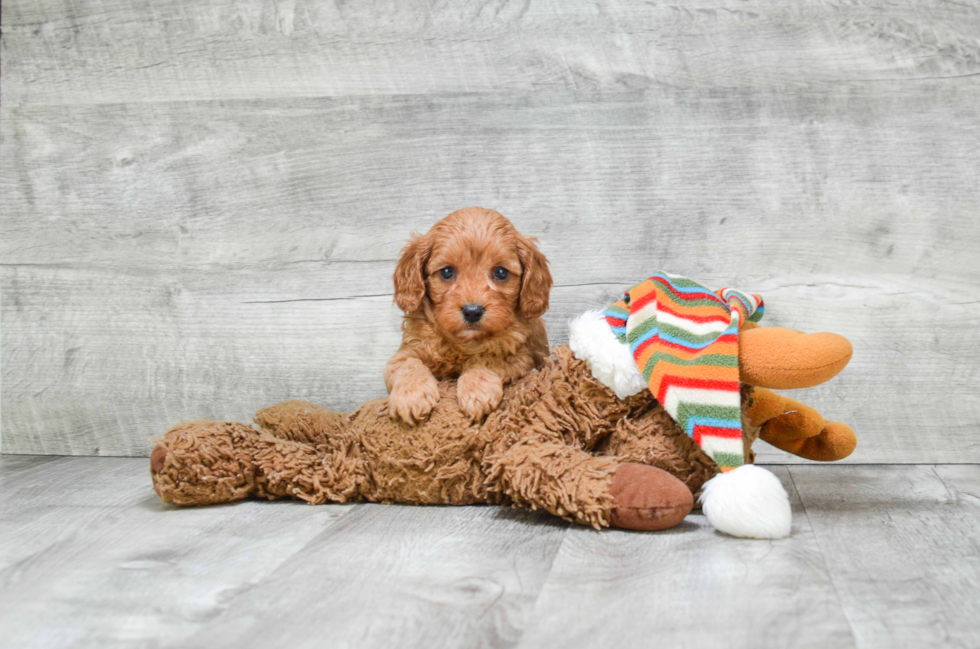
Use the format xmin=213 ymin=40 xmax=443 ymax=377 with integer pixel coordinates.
xmin=601 ymin=273 xmax=763 ymax=471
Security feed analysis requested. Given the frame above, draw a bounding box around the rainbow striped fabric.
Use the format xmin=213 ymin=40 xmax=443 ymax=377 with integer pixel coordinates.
xmin=603 ymin=273 xmax=764 ymax=471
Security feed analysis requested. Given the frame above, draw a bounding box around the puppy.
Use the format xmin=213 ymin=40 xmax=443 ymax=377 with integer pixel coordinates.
xmin=385 ymin=207 xmax=553 ymax=425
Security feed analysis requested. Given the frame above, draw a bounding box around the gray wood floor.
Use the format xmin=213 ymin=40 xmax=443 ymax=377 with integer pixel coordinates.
xmin=2 ymin=456 xmax=978 ymax=649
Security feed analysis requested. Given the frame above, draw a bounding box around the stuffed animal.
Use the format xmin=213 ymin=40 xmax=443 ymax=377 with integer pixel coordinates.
xmin=150 ymin=276 xmax=856 ymax=539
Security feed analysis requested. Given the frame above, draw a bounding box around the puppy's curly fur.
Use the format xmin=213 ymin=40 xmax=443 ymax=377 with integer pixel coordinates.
xmin=385 ymin=207 xmax=553 ymax=424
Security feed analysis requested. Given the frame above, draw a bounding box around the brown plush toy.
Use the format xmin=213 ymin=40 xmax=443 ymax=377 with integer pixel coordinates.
xmin=150 ymin=322 xmax=855 ymax=539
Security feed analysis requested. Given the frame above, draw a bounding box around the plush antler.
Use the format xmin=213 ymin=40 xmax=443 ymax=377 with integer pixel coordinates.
xmin=745 ymin=387 xmax=857 ymax=462
xmin=736 ymin=323 xmax=857 ymax=462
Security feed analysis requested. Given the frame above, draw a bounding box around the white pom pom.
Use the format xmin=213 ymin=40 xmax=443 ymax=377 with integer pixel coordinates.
xmin=568 ymin=310 xmax=646 ymax=399
xmin=699 ymin=465 xmax=792 ymax=539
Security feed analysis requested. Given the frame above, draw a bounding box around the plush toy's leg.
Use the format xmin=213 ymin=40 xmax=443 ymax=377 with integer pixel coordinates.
xmin=150 ymin=419 xmax=363 ymax=506
xmin=739 ymin=325 xmax=853 ymax=389
xmin=150 ymin=421 xmax=264 ymax=506
xmin=746 ymin=387 xmax=857 ymax=461
xmin=253 ymin=400 xmax=351 ymax=446
xmin=596 ymin=406 xmax=719 ymax=499
xmin=485 ymin=440 xmax=693 ymax=531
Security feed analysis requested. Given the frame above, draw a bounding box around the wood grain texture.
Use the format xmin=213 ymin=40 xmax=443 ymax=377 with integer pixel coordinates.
xmin=518 ymin=466 xmax=857 ymax=649
xmin=2 ymin=1 xmax=979 ymax=458
xmin=3 ymin=0 xmax=980 ymax=105
xmin=2 ymin=458 xmax=978 ymax=648
xmin=184 ymin=504 xmax=569 ymax=649
xmin=0 ymin=457 xmax=152 ymax=572
xmin=789 ymin=464 xmax=980 ymax=649
xmin=0 ymin=456 xmax=356 ymax=648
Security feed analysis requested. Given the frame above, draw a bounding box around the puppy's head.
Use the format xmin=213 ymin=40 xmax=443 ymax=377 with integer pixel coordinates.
xmin=393 ymin=207 xmax=552 ymax=341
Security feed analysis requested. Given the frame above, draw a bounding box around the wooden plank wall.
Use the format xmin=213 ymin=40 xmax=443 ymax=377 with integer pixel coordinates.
xmin=2 ymin=0 xmax=978 ymax=460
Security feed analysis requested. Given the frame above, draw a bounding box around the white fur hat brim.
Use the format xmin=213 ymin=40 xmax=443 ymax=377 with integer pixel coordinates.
xmin=568 ymin=310 xmax=646 ymax=399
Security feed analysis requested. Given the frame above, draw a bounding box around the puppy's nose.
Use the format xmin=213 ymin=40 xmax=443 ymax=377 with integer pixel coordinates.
xmin=461 ymin=304 xmax=485 ymax=324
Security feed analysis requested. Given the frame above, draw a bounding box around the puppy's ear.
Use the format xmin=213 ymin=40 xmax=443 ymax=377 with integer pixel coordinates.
xmin=517 ymin=234 xmax=553 ymax=319
xmin=393 ymin=233 xmax=430 ymax=313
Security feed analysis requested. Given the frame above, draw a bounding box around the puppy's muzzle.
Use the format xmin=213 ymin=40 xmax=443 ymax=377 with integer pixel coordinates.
xmin=461 ymin=304 xmax=485 ymax=324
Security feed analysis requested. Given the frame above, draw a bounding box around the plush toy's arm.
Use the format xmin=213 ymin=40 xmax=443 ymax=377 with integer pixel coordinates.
xmin=253 ymin=400 xmax=350 ymax=446
xmin=150 ymin=420 xmax=362 ymax=506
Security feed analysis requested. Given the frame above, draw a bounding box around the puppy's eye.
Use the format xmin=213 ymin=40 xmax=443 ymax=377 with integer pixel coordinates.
xmin=493 ymin=267 xmax=510 ymax=281
xmin=439 ymin=267 xmax=455 ymax=280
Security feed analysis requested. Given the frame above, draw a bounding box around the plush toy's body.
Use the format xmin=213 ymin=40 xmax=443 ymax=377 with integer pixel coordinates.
xmin=150 ymin=326 xmax=856 ymax=538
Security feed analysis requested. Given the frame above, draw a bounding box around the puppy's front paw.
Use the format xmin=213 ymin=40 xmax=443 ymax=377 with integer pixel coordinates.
xmin=457 ymin=368 xmax=503 ymax=422
xmin=388 ymin=373 xmax=440 ymax=426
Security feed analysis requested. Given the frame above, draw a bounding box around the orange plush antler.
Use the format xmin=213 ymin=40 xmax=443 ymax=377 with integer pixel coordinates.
xmin=738 ymin=324 xmax=853 ymax=389
xmin=745 ymin=388 xmax=857 ymax=461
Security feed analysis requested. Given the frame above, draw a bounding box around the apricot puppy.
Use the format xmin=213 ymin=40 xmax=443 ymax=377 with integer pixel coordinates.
xmin=385 ymin=207 xmax=552 ymax=424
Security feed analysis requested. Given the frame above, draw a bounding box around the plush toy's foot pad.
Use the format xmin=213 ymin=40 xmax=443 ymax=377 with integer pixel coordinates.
xmin=609 ymin=463 xmax=694 ymax=531
xmin=150 ymin=444 xmax=168 ymax=474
